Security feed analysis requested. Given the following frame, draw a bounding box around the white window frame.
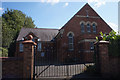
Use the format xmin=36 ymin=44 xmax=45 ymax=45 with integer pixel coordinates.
xmin=19 ymin=43 xmax=23 ymax=52
xmin=37 ymin=42 xmax=41 ymax=51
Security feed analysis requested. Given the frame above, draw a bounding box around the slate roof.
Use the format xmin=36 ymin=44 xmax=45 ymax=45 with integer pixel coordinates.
xmin=17 ymin=27 xmax=59 ymax=41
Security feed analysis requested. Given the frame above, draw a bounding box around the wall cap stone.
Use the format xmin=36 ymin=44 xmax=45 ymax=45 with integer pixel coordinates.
xmin=22 ymin=40 xmax=37 ymax=45
xmin=22 ymin=35 xmax=37 ymax=45
xmin=94 ymin=40 xmax=109 ymax=45
xmin=99 ymin=40 xmax=109 ymax=44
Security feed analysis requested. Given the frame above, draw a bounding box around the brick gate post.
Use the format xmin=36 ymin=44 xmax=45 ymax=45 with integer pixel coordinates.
xmin=22 ymin=35 xmax=37 ymax=79
xmin=97 ymin=41 xmax=110 ymax=77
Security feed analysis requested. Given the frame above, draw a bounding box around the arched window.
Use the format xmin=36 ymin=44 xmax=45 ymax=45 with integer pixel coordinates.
xmin=93 ymin=23 xmax=96 ymax=33
xmin=87 ymin=23 xmax=91 ymax=33
xmin=68 ymin=33 xmax=74 ymax=51
xmin=81 ymin=23 xmax=85 ymax=33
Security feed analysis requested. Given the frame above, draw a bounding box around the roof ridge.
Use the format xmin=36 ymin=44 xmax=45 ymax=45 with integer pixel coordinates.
xmin=34 ymin=28 xmax=59 ymax=30
xmin=21 ymin=27 xmax=59 ymax=30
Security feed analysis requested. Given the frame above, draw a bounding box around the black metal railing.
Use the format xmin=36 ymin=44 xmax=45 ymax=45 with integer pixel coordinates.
xmin=34 ymin=48 xmax=95 ymax=78
xmin=35 ymin=63 xmax=94 ymax=78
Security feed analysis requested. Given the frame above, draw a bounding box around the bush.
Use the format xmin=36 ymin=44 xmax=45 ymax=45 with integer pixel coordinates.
xmin=0 ymin=47 xmax=8 ymax=57
xmin=96 ymin=30 xmax=120 ymax=56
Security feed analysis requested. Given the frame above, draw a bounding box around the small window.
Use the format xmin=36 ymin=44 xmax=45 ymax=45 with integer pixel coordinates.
xmin=19 ymin=43 xmax=23 ymax=52
xmin=87 ymin=24 xmax=91 ymax=33
xmin=41 ymin=52 xmax=45 ymax=57
xmin=37 ymin=42 xmax=41 ymax=51
xmin=93 ymin=24 xmax=96 ymax=33
xmin=81 ymin=23 xmax=85 ymax=33
xmin=90 ymin=42 xmax=94 ymax=50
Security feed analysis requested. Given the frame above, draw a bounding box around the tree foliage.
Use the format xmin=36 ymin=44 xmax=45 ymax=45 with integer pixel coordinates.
xmin=0 ymin=47 xmax=8 ymax=57
xmin=2 ymin=8 xmax=36 ymax=57
xmin=96 ymin=31 xmax=120 ymax=56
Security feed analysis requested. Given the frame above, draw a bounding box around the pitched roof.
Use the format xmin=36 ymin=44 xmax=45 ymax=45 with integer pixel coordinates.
xmin=75 ymin=3 xmax=100 ymax=17
xmin=60 ymin=3 xmax=112 ymax=30
xmin=17 ymin=27 xmax=59 ymax=41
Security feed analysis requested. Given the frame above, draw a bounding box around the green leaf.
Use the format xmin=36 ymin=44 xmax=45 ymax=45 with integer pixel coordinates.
xmin=96 ymin=37 xmax=98 ymax=41
xmin=100 ymin=32 xmax=103 ymax=36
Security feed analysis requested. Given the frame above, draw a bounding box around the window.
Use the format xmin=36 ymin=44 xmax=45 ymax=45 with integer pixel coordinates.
xmin=93 ymin=24 xmax=96 ymax=33
xmin=41 ymin=52 xmax=45 ymax=57
xmin=37 ymin=42 xmax=41 ymax=51
xmin=19 ymin=43 xmax=23 ymax=52
xmin=87 ymin=23 xmax=91 ymax=33
xmin=68 ymin=33 xmax=74 ymax=51
xmin=90 ymin=42 xmax=94 ymax=50
xmin=81 ymin=23 xmax=85 ymax=33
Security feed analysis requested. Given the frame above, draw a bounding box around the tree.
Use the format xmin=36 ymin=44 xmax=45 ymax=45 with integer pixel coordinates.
xmin=0 ymin=47 xmax=8 ymax=57
xmin=2 ymin=8 xmax=36 ymax=57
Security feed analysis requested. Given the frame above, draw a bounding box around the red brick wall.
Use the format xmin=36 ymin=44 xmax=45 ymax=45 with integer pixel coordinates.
xmin=35 ymin=41 xmax=56 ymax=64
xmin=95 ymin=41 xmax=120 ymax=78
xmin=109 ymin=56 xmax=120 ymax=78
xmin=16 ymin=40 xmax=56 ymax=64
xmin=1 ymin=57 xmax=23 ymax=78
xmin=56 ymin=4 xmax=112 ymax=63
xmin=22 ymin=43 xmax=34 ymax=79
xmin=15 ymin=42 xmax=24 ymax=57
xmin=2 ymin=36 xmax=36 ymax=79
xmin=15 ymin=4 xmax=112 ymax=64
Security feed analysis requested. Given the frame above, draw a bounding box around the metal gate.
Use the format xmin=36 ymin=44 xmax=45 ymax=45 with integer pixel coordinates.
xmin=33 ymin=46 xmax=94 ymax=79
xmin=35 ymin=63 xmax=94 ymax=78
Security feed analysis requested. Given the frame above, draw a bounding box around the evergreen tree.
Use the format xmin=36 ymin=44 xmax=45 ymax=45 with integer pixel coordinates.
xmin=2 ymin=8 xmax=36 ymax=57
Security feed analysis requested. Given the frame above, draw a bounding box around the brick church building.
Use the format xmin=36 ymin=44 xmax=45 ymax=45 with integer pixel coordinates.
xmin=15 ymin=3 xmax=112 ymax=64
